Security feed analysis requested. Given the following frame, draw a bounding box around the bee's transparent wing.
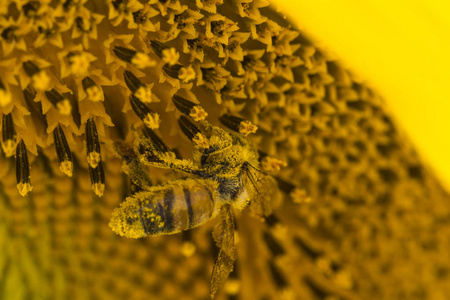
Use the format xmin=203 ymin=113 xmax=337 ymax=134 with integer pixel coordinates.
xmin=210 ymin=204 xmax=236 ymax=297
xmin=245 ymin=169 xmax=282 ymax=217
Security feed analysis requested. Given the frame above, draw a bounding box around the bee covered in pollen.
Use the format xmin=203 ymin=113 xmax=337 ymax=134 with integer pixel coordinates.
xmin=109 ymin=95 xmax=281 ymax=297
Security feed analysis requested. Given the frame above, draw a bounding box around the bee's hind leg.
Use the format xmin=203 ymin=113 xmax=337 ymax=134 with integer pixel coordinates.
xmin=114 ymin=140 xmax=153 ymax=190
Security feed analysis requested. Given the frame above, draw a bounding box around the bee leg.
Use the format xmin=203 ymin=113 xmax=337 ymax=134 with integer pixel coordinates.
xmin=123 ymin=156 xmax=153 ymax=190
xmin=114 ymin=140 xmax=152 ymax=190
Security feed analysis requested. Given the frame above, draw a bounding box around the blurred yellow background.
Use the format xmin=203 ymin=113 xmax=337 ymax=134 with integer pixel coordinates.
xmin=274 ymin=0 xmax=450 ymax=189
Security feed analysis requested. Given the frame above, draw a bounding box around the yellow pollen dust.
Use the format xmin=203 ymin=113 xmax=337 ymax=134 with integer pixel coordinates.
xmin=0 ymin=89 xmax=12 ymax=107
xmin=32 ymin=71 xmax=50 ymax=91
xmin=56 ymin=99 xmax=72 ymax=115
xmin=180 ymin=242 xmax=196 ymax=257
xmin=192 ymin=133 xmax=210 ymax=149
xmin=87 ymin=151 xmax=101 ymax=168
xmin=144 ymin=112 xmax=160 ymax=129
xmin=189 ymin=106 xmax=208 ymax=121
xmin=178 ymin=66 xmax=196 ymax=83
xmin=69 ymin=53 xmax=90 ymax=76
xmin=86 ymin=85 xmax=103 ymax=102
xmin=261 ymin=156 xmax=287 ymax=172
xmin=239 ymin=120 xmax=258 ymax=135
xmin=59 ymin=160 xmax=73 ymax=177
xmin=290 ymin=188 xmax=311 ymax=204
xmin=92 ymin=183 xmax=105 ymax=197
xmin=162 ymin=48 xmax=180 ymax=66
xmin=2 ymin=140 xmax=16 ymax=157
xmin=135 ymin=86 xmax=152 ymax=103
xmin=131 ymin=52 xmax=156 ymax=68
xmin=17 ymin=182 xmax=33 ymax=197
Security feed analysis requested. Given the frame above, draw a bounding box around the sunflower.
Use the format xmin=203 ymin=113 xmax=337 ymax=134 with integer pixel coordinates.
xmin=1 ymin=1 xmax=449 ymax=299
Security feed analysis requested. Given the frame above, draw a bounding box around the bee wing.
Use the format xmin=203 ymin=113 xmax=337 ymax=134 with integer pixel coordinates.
xmin=210 ymin=204 xmax=236 ymax=297
xmin=246 ymin=169 xmax=282 ymax=217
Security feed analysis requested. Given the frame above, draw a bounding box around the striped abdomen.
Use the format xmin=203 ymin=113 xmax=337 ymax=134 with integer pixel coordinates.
xmin=109 ymin=178 xmax=219 ymax=238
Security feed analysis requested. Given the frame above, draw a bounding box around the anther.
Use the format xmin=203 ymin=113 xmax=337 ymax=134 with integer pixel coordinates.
xmin=264 ymin=214 xmax=280 ymax=228
xmin=15 ymin=140 xmax=33 ymax=197
xmin=23 ymin=2 xmax=39 ymax=17
xmin=268 ymin=261 xmax=288 ymax=289
xmin=129 ymin=95 xmax=160 ymax=129
xmin=172 ymin=95 xmax=208 ymax=121
xmin=142 ymin=128 xmax=171 ymax=154
xmin=219 ymin=114 xmax=258 ymax=135
xmin=82 ymin=77 xmax=103 ymax=102
xmin=275 ymin=177 xmax=310 ymax=203
xmin=124 ymin=70 xmax=145 ymax=94
xmin=53 ymin=124 xmax=73 ymax=177
xmin=23 ymin=61 xmax=41 ymax=77
xmin=178 ymin=115 xmax=202 ymax=141
xmin=261 ymin=156 xmax=287 ymax=172
xmin=263 ymin=232 xmax=285 ymax=257
xmin=149 ymin=40 xmax=169 ymax=58
xmin=85 ymin=118 xmax=101 ymax=168
xmin=2 ymin=113 xmax=16 ymax=157
xmin=0 ymin=78 xmax=12 ymax=107
xmin=163 ymin=63 xmax=183 ymax=79
xmin=303 ymin=276 xmax=329 ymax=299
xmin=23 ymin=61 xmax=50 ymax=91
xmin=274 ymin=177 xmax=296 ymax=194
xmin=124 ymin=71 xmax=152 ymax=103
xmin=89 ymin=162 xmax=105 ymax=197
xmin=67 ymin=52 xmax=90 ymax=76
xmin=113 ymin=46 xmax=155 ymax=68
xmin=292 ymin=236 xmax=321 ymax=260
xmin=113 ymin=46 xmax=137 ymax=63
xmin=45 ymin=89 xmax=72 ymax=115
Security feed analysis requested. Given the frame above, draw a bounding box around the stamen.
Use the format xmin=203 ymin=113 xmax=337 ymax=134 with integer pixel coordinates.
xmin=303 ymin=276 xmax=329 ymax=299
xmin=219 ymin=114 xmax=257 ymax=135
xmin=53 ymin=124 xmax=73 ymax=177
xmin=0 ymin=78 xmax=12 ymax=107
xmin=177 ymin=115 xmax=202 ymax=141
xmin=67 ymin=52 xmax=90 ymax=76
xmin=15 ymin=140 xmax=33 ymax=197
xmin=172 ymin=95 xmax=208 ymax=121
xmin=261 ymin=156 xmax=287 ymax=172
xmin=124 ymin=70 xmax=145 ymax=94
xmin=163 ymin=63 xmax=183 ymax=79
xmin=150 ymin=40 xmax=168 ymax=58
xmin=113 ymin=46 xmax=137 ymax=63
xmin=85 ymin=118 xmax=101 ymax=168
xmin=162 ymin=48 xmax=180 ymax=66
xmin=82 ymin=77 xmax=103 ymax=102
xmin=129 ymin=94 xmax=160 ymax=129
xmin=1 ymin=113 xmax=16 ymax=157
xmin=124 ymin=71 xmax=152 ymax=103
xmin=23 ymin=61 xmax=50 ymax=91
xmin=142 ymin=128 xmax=171 ymax=154
xmin=89 ymin=162 xmax=105 ymax=197
xmin=268 ymin=261 xmax=288 ymax=289
xmin=263 ymin=232 xmax=285 ymax=257
xmin=45 ymin=89 xmax=72 ymax=115
xmin=23 ymin=61 xmax=41 ymax=77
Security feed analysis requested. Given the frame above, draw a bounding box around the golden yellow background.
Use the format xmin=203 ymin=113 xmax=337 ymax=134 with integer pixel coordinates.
xmin=274 ymin=0 xmax=450 ymax=189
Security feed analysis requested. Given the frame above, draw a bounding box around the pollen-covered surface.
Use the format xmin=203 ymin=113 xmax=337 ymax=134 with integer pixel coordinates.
xmin=0 ymin=1 xmax=449 ymax=300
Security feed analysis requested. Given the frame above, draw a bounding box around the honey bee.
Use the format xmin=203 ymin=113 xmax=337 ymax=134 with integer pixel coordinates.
xmin=109 ymin=115 xmax=279 ymax=297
